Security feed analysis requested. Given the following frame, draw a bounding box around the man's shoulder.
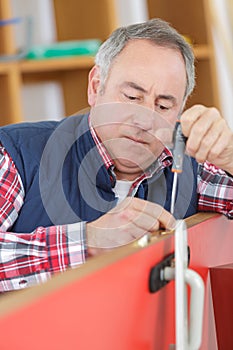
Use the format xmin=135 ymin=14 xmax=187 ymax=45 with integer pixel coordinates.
xmin=0 ymin=120 xmax=59 ymax=140
xmin=0 ymin=114 xmax=88 ymax=164
xmin=0 ymin=113 xmax=88 ymax=145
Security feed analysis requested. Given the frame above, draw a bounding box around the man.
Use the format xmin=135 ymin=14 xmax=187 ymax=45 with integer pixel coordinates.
xmin=0 ymin=18 xmax=232 ymax=292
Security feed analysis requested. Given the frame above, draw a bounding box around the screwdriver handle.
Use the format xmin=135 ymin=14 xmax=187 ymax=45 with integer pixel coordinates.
xmin=172 ymin=121 xmax=187 ymax=173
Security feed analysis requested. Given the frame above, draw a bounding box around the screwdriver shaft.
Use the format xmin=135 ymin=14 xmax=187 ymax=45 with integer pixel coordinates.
xmin=170 ymin=172 xmax=178 ymax=215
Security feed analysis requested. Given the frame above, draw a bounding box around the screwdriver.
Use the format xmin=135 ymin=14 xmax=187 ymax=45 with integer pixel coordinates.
xmin=170 ymin=120 xmax=187 ymax=215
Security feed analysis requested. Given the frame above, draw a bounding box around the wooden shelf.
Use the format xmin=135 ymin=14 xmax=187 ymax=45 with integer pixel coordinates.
xmin=19 ymin=56 xmax=95 ymax=74
xmin=0 ymin=43 xmax=211 ymax=75
xmin=193 ymin=44 xmax=212 ymax=59
xmin=0 ymin=61 xmax=18 ymax=74
xmin=0 ymin=44 xmax=211 ymax=75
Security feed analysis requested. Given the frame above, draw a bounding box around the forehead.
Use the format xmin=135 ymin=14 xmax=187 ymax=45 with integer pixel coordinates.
xmin=113 ymin=39 xmax=185 ymax=70
xmin=108 ymin=39 xmax=187 ymax=97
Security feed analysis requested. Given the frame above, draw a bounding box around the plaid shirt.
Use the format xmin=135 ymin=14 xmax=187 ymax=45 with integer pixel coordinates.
xmin=0 ymin=147 xmax=86 ymax=292
xmin=0 ymin=128 xmax=233 ymax=292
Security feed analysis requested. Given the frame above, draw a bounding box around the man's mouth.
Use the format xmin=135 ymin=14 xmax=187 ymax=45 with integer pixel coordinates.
xmin=125 ymin=136 xmax=148 ymax=145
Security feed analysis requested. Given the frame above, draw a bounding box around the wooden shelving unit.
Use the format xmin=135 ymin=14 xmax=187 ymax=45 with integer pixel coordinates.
xmin=147 ymin=0 xmax=220 ymax=109
xmin=20 ymin=56 xmax=96 ymax=118
xmin=0 ymin=0 xmax=117 ymax=125
xmin=0 ymin=0 xmax=219 ymax=126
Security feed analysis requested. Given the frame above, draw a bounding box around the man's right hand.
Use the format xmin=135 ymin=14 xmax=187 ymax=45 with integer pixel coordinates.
xmin=86 ymin=197 xmax=175 ymax=256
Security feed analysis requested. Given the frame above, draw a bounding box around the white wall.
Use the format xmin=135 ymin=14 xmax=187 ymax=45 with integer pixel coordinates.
xmin=11 ymin=0 xmax=65 ymax=122
xmin=210 ymin=0 xmax=233 ymax=130
xmin=114 ymin=0 xmax=148 ymax=25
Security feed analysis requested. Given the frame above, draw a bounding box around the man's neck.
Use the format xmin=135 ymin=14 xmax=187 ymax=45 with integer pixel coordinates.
xmin=114 ymin=169 xmax=143 ymax=181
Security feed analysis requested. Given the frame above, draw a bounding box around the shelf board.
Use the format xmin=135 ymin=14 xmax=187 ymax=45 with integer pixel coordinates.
xmin=193 ymin=44 xmax=212 ymax=59
xmin=19 ymin=56 xmax=95 ymax=73
xmin=0 ymin=44 xmax=211 ymax=76
xmin=0 ymin=61 xmax=18 ymax=74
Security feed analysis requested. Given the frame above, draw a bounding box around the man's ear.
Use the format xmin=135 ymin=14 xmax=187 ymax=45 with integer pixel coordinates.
xmin=87 ymin=65 xmax=101 ymax=107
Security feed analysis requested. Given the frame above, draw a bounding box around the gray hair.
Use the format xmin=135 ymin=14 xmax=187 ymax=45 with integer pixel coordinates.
xmin=95 ymin=18 xmax=195 ymax=101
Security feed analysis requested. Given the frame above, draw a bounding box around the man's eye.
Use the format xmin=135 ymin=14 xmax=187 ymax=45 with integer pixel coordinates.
xmin=159 ymin=105 xmax=169 ymax=110
xmin=124 ymin=93 xmax=139 ymax=101
xmin=156 ymin=104 xmax=170 ymax=111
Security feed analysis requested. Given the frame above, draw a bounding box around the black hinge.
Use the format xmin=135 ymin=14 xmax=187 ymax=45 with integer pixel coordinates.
xmin=149 ymin=247 xmax=190 ymax=293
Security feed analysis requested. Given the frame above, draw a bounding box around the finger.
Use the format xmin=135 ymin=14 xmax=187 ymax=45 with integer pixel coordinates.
xmin=130 ymin=198 xmax=176 ymax=230
xmin=180 ymin=104 xmax=207 ymax=137
xmin=111 ymin=198 xmax=175 ymax=231
xmin=129 ymin=209 xmax=160 ymax=233
xmin=207 ymin=129 xmax=233 ymax=165
xmin=208 ymin=124 xmax=232 ymax=156
xmin=186 ymin=113 xmax=220 ymax=156
xmin=153 ymin=207 xmax=176 ymax=230
xmin=110 ymin=226 xmax=148 ymax=246
xmin=192 ymin=118 xmax=224 ymax=163
xmin=87 ymin=219 xmax=147 ymax=248
xmin=110 ymin=200 xmax=159 ymax=233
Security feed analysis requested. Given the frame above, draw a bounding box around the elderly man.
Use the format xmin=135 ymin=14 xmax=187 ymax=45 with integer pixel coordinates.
xmin=0 ymin=18 xmax=232 ymax=291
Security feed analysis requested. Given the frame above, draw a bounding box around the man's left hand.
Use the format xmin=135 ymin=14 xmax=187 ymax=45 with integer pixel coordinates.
xmin=181 ymin=104 xmax=233 ymax=175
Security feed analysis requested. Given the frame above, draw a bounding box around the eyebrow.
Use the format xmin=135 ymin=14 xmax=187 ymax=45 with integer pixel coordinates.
xmin=121 ymin=81 xmax=147 ymax=93
xmin=121 ymin=81 xmax=177 ymax=103
xmin=157 ymin=94 xmax=176 ymax=103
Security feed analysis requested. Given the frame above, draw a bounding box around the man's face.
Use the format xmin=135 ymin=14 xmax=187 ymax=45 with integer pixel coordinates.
xmin=88 ymin=39 xmax=187 ymax=180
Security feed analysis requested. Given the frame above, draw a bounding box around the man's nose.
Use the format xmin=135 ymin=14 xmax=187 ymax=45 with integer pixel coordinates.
xmin=131 ymin=104 xmax=154 ymax=131
xmin=132 ymin=114 xmax=153 ymax=131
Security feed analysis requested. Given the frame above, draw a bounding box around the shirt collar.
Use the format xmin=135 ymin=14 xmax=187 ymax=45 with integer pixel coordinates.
xmin=89 ymin=116 xmax=114 ymax=169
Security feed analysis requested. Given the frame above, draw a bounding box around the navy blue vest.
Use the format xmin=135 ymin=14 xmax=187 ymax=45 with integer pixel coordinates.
xmin=0 ymin=114 xmax=198 ymax=233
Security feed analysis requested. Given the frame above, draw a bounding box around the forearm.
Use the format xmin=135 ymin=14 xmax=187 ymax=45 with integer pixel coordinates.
xmin=0 ymin=222 xmax=86 ymax=292
xmin=197 ymin=162 xmax=233 ymax=219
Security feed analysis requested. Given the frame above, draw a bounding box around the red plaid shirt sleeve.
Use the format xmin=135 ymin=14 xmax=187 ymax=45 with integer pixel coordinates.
xmin=197 ymin=161 xmax=233 ymax=218
xmin=0 ymin=146 xmax=86 ymax=292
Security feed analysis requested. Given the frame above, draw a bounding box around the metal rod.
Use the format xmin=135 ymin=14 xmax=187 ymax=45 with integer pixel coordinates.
xmin=170 ymin=172 xmax=178 ymax=215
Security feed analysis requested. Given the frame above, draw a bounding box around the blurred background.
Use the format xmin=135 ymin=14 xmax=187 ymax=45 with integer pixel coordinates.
xmin=0 ymin=0 xmax=232 ymax=129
